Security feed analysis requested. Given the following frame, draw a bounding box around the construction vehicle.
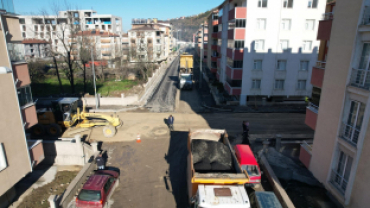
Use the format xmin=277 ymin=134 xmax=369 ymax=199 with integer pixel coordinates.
xmin=179 ymin=53 xmax=193 ymax=90
xmin=32 ymin=98 xmax=122 ymax=138
xmin=187 ymin=129 xmax=251 ymax=206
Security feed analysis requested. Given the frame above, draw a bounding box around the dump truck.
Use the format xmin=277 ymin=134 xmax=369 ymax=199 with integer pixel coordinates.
xmin=187 ymin=129 xmax=251 ymax=207
xmin=33 ymin=97 xmax=122 ymax=138
xmin=179 ymin=53 xmax=193 ymax=90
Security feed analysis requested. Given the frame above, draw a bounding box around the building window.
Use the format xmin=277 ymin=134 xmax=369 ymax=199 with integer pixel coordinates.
xmin=254 ymin=60 xmax=262 ymax=70
xmin=299 ymin=61 xmax=309 ymax=70
xmin=22 ymin=32 xmax=26 ymax=38
xmin=281 ymin=19 xmax=291 ymax=30
xmin=297 ymin=80 xmax=306 ymax=90
xmin=280 ymin=40 xmax=289 ymax=51
xmin=0 ymin=143 xmax=7 ymax=171
xmin=330 ymin=151 xmax=353 ymax=194
xmin=256 ymin=19 xmax=266 ymax=30
xmin=277 ymin=60 xmax=287 ymax=70
xmin=254 ymin=40 xmax=264 ymax=51
xmin=235 ymin=40 xmax=244 ymax=49
xmin=252 ymin=79 xmax=261 ymax=89
xmin=341 ymin=100 xmax=365 ymax=145
xmin=236 ymin=19 xmax=246 ymax=28
xmin=156 ymin=31 xmax=161 ymax=36
xmin=30 ymin=49 xmax=34 ymax=53
xmin=305 ymin=19 xmax=315 ymax=30
xmin=302 ymin=41 xmax=312 ymax=51
xmin=283 ymin=0 xmax=293 ymax=8
xmin=308 ymin=0 xmax=318 ymax=8
xmin=275 ymin=80 xmax=285 ymax=89
xmin=17 ymin=85 xmax=33 ymax=107
xmin=227 ymin=58 xmax=243 ymax=68
xmin=258 ymin=0 xmax=268 ymax=8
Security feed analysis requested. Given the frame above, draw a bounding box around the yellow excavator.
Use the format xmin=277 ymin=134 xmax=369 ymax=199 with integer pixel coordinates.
xmin=32 ymin=98 xmax=122 ymax=138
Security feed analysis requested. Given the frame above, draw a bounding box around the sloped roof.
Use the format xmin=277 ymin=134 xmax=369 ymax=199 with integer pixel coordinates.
xmin=129 ymin=25 xmax=156 ymax=31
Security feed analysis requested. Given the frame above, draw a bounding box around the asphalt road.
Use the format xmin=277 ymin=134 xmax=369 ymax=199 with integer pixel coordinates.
xmin=146 ymin=56 xmax=180 ymax=112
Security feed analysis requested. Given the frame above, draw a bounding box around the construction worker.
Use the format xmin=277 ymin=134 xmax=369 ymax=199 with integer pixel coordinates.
xmin=96 ymin=153 xmax=105 ymax=170
xmin=168 ymin=115 xmax=174 ymax=131
xmin=242 ymin=121 xmax=250 ymax=145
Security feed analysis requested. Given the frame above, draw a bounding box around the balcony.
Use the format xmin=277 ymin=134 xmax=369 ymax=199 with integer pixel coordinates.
xmin=28 ymin=140 xmax=45 ymax=167
xmin=204 ymin=43 xmax=208 ymax=49
xmin=218 ymin=16 xmax=222 ymax=25
xmin=21 ymin=105 xmax=38 ymax=129
xmin=317 ymin=13 xmax=333 ymax=40
xmin=211 ymin=55 xmax=218 ymax=62
xmin=12 ymin=62 xmax=31 ymax=88
xmin=227 ymin=48 xmax=244 ymax=60
xmin=216 ymin=72 xmax=220 ymax=80
xmin=339 ymin=122 xmax=359 ymax=147
xmin=217 ymin=45 xmax=221 ymax=53
xmin=311 ymin=62 xmax=326 ymax=88
xmin=211 ymin=68 xmax=217 ymax=73
xmin=212 ymin=32 xmax=218 ymax=38
xmin=211 ymin=45 xmax=217 ymax=50
xmin=217 ymin=31 xmax=222 ymax=39
xmin=228 ymin=7 xmax=247 ymax=21
xmin=224 ymin=81 xmax=241 ymax=96
xmin=350 ymin=68 xmax=370 ymax=91
xmin=305 ymin=103 xmax=318 ymax=130
xmin=228 ymin=28 xmax=245 ymax=40
xmin=226 ymin=65 xmax=243 ymax=80
xmin=330 ymin=170 xmax=347 ymax=195
xmin=203 ymin=58 xmax=207 ymax=63
xmin=212 ymin=19 xmax=219 ymax=26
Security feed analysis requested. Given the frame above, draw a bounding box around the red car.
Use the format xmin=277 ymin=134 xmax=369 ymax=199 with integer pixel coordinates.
xmin=234 ymin=145 xmax=261 ymax=185
xmin=76 ymin=170 xmax=119 ymax=208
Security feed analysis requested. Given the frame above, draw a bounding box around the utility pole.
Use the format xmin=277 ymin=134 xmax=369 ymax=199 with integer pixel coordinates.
xmin=91 ymin=50 xmax=98 ymax=109
xmin=200 ymin=24 xmax=204 ymax=89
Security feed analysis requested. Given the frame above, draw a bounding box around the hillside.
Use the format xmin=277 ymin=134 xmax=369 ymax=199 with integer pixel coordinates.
xmin=170 ymin=10 xmax=213 ymax=42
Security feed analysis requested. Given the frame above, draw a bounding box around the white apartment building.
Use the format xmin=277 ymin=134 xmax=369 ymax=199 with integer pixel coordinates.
xmin=18 ymin=10 xmax=122 ymax=55
xmin=209 ymin=0 xmax=326 ymax=105
xmin=128 ymin=19 xmax=172 ymax=63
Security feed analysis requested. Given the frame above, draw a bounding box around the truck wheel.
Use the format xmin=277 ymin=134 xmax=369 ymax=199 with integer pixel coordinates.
xmin=32 ymin=124 xmax=45 ymax=136
xmin=47 ymin=124 xmax=62 ymax=136
xmin=103 ymin=125 xmax=116 ymax=138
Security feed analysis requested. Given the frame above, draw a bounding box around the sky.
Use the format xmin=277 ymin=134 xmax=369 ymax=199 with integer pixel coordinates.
xmin=13 ymin=0 xmax=224 ymax=32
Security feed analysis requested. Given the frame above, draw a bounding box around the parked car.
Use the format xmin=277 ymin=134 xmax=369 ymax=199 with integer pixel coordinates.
xmin=76 ymin=170 xmax=119 ymax=208
xmin=249 ymin=191 xmax=283 ymax=208
xmin=234 ymin=145 xmax=262 ymax=187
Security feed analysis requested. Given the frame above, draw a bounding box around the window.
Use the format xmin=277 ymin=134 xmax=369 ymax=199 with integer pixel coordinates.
xmin=235 ymin=40 xmax=244 ymax=49
xmin=280 ymin=40 xmax=289 ymax=51
xmin=256 ymin=19 xmax=266 ymax=30
xmin=252 ymin=79 xmax=261 ymax=89
xmin=281 ymin=19 xmax=291 ymax=30
xmin=0 ymin=143 xmax=7 ymax=171
xmin=297 ymin=80 xmax=306 ymax=90
xmin=236 ymin=19 xmax=246 ymax=28
xmin=308 ymin=0 xmax=318 ymax=8
xmin=258 ymin=0 xmax=268 ymax=8
xmin=22 ymin=32 xmax=26 ymax=38
xmin=358 ymin=43 xmax=370 ymax=69
xmin=331 ymin=151 xmax=353 ymax=193
xmin=156 ymin=39 xmax=160 ymax=44
xmin=305 ymin=19 xmax=315 ymax=30
xmin=219 ymin=8 xmax=223 ymax=17
xmin=30 ymin=49 xmax=34 ymax=53
xmin=254 ymin=60 xmax=262 ymax=70
xmin=300 ymin=61 xmax=309 ymax=70
xmin=227 ymin=58 xmax=243 ymax=68
xmin=342 ymin=101 xmax=365 ymax=145
xmin=283 ymin=0 xmax=293 ymax=8
xmin=213 ymin=25 xmax=218 ymax=33
xmin=302 ymin=41 xmax=312 ymax=51
xmin=254 ymin=40 xmax=264 ymax=51
xmin=275 ymin=80 xmax=285 ymax=89
xmin=277 ymin=60 xmax=287 ymax=70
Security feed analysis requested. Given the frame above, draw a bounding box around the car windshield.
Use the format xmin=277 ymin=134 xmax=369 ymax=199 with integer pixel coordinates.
xmin=180 ymin=74 xmax=192 ymax=81
xmin=77 ymin=190 xmax=101 ymax=202
xmin=242 ymin=165 xmax=260 ymax=176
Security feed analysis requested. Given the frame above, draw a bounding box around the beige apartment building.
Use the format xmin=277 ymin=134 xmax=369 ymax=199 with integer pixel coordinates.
xmin=0 ymin=2 xmax=43 ymax=207
xmin=303 ymin=0 xmax=370 ymax=207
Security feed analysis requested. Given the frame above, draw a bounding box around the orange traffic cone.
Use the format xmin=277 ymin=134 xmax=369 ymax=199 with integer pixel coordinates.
xmin=136 ymin=134 xmax=141 ymax=143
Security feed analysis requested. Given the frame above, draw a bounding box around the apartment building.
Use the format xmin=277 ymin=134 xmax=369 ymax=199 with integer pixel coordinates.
xmin=300 ymin=0 xmax=370 ymax=207
xmin=0 ymin=1 xmax=43 ymax=207
xmin=206 ymin=0 xmax=325 ymax=105
xmin=22 ymin=39 xmax=51 ymax=59
xmin=18 ymin=10 xmax=122 ymax=55
xmin=128 ymin=18 xmax=172 ymax=62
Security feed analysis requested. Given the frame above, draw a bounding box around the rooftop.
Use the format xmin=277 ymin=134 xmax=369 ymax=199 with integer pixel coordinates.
xmin=22 ymin=39 xmax=50 ymax=44
xmin=74 ymin=30 xmax=119 ymax=37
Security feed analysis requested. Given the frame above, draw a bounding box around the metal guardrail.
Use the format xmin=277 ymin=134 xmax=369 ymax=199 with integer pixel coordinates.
xmin=315 ymin=61 xmax=326 ymax=69
xmin=339 ymin=122 xmax=359 ymax=146
xmin=330 ymin=170 xmax=347 ymax=195
xmin=322 ymin=12 xmax=333 ymax=20
xmin=350 ymin=68 xmax=370 ymax=90
xmin=307 ymin=102 xmax=319 ymax=114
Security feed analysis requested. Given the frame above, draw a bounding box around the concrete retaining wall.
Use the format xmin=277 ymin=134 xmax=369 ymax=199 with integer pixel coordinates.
xmin=85 ymin=94 xmax=139 ymax=106
xmin=260 ymin=154 xmax=295 ymax=208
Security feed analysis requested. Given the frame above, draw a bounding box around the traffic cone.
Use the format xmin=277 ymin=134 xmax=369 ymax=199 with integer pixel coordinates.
xmin=136 ymin=134 xmax=141 ymax=143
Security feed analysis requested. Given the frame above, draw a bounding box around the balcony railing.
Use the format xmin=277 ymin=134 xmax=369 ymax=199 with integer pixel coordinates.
xmin=316 ymin=61 xmax=326 ymax=69
xmin=322 ymin=12 xmax=333 ymax=20
xmin=339 ymin=122 xmax=360 ymax=146
xmin=350 ymin=68 xmax=370 ymax=90
xmin=330 ymin=170 xmax=347 ymax=195
xmin=307 ymin=102 xmax=319 ymax=114
xmin=362 ymin=14 xmax=370 ymax=25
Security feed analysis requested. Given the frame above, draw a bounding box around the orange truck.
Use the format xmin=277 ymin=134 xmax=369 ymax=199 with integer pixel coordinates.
xmin=187 ymin=129 xmax=251 ymax=205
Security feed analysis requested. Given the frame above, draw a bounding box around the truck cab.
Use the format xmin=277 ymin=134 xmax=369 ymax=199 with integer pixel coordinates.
xmin=192 ymin=184 xmax=251 ymax=208
xmin=234 ymin=145 xmax=261 ymax=185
